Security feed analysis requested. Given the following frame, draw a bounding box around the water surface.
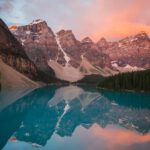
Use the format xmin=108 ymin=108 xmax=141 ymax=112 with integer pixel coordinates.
xmin=0 ymin=85 xmax=150 ymax=150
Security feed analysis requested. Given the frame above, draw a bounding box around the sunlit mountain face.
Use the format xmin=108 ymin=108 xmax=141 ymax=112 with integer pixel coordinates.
xmin=0 ymin=86 xmax=150 ymax=150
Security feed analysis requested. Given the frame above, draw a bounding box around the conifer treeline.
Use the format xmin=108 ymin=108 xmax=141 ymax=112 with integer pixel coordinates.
xmin=98 ymin=70 xmax=150 ymax=91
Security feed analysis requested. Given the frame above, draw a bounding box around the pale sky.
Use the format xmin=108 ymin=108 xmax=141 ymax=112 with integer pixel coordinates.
xmin=0 ymin=0 xmax=150 ymax=41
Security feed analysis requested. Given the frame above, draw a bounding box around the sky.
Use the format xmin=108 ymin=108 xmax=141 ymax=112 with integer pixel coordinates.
xmin=0 ymin=0 xmax=150 ymax=41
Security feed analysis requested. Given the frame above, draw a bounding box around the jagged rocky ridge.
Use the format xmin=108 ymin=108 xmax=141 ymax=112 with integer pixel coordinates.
xmin=10 ymin=19 xmax=150 ymax=82
xmin=10 ymin=20 xmax=62 ymax=83
xmin=0 ymin=19 xmax=46 ymax=88
xmin=98 ymin=32 xmax=150 ymax=69
xmin=11 ymin=20 xmax=114 ymax=82
xmin=0 ymin=19 xmax=63 ymax=88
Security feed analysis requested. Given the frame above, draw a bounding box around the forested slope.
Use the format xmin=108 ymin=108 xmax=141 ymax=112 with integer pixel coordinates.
xmin=98 ymin=70 xmax=150 ymax=91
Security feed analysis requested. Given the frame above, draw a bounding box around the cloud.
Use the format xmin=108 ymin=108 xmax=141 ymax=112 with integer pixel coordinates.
xmin=66 ymin=0 xmax=150 ymax=41
xmin=88 ymin=124 xmax=150 ymax=150
xmin=0 ymin=0 xmax=150 ymax=41
xmin=0 ymin=0 xmax=26 ymax=25
xmin=0 ymin=0 xmax=13 ymax=13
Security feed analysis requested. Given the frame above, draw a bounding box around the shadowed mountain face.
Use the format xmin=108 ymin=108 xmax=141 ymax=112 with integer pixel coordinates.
xmin=0 ymin=86 xmax=150 ymax=149
xmin=0 ymin=19 xmax=38 ymax=80
xmin=11 ymin=20 xmax=58 ymax=82
xmin=0 ymin=19 xmax=62 ymax=86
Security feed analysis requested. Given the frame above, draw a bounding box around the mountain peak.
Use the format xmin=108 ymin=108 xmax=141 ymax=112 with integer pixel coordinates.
xmin=56 ymin=29 xmax=77 ymax=44
xmin=97 ymin=37 xmax=108 ymax=47
xmin=14 ymin=19 xmax=50 ymax=34
xmin=134 ymin=31 xmax=149 ymax=39
xmin=57 ymin=29 xmax=73 ymax=36
xmin=9 ymin=25 xmax=18 ymax=31
xmin=81 ymin=37 xmax=93 ymax=43
xmin=97 ymin=37 xmax=107 ymax=43
xmin=29 ymin=19 xmax=46 ymax=25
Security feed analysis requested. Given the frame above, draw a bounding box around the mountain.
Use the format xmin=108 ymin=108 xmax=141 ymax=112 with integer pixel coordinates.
xmin=0 ymin=19 xmax=38 ymax=79
xmin=98 ymin=31 xmax=150 ymax=72
xmin=11 ymin=20 xmax=115 ymax=82
xmin=10 ymin=19 xmax=150 ymax=82
xmin=11 ymin=19 xmax=62 ymax=83
xmin=0 ymin=19 xmax=42 ymax=88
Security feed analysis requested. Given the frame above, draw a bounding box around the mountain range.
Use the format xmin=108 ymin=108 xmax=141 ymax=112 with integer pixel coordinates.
xmin=0 ymin=18 xmax=150 ymax=87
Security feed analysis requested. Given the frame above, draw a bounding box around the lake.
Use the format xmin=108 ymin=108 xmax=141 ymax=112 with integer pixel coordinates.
xmin=0 ymin=85 xmax=150 ymax=150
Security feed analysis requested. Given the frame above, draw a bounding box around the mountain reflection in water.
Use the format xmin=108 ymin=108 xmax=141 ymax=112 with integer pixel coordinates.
xmin=0 ymin=85 xmax=150 ymax=150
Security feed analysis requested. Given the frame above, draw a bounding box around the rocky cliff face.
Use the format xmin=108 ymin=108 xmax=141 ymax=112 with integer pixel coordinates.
xmin=97 ymin=37 xmax=109 ymax=50
xmin=0 ymin=19 xmax=38 ymax=80
xmin=98 ymin=31 xmax=150 ymax=69
xmin=12 ymin=19 xmax=65 ymax=82
xmin=81 ymin=37 xmax=111 ymax=68
xmin=13 ymin=20 xmax=111 ymax=82
xmin=56 ymin=29 xmax=82 ymax=67
xmin=11 ymin=19 xmax=150 ymax=82
xmin=14 ymin=19 xmax=58 ymax=60
xmin=13 ymin=20 xmax=56 ymax=78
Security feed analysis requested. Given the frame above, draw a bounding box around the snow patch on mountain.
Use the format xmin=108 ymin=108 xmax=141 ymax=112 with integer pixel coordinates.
xmin=29 ymin=19 xmax=44 ymax=25
xmin=20 ymin=39 xmax=25 ymax=46
xmin=124 ymin=64 xmax=139 ymax=70
xmin=55 ymin=35 xmax=70 ymax=66
xmin=48 ymin=55 xmax=115 ymax=82
xmin=111 ymin=62 xmax=144 ymax=72
xmin=26 ymin=31 xmax=31 ymax=34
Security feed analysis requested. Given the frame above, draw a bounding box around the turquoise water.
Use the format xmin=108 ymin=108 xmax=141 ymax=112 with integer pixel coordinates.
xmin=0 ymin=85 xmax=150 ymax=150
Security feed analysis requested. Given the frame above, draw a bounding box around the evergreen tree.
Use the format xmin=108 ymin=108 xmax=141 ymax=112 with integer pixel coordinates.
xmin=98 ymin=70 xmax=150 ymax=91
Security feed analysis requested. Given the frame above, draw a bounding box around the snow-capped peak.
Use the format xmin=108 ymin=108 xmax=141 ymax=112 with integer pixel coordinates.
xmin=29 ymin=19 xmax=45 ymax=25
